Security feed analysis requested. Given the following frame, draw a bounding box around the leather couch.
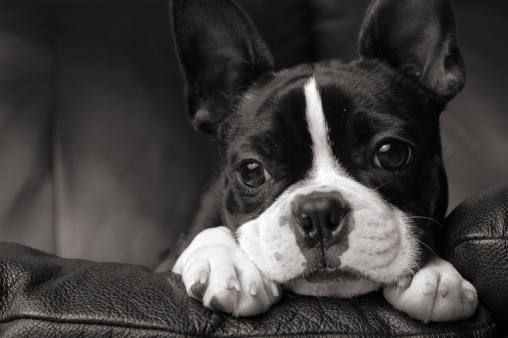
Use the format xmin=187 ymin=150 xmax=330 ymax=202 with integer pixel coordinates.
xmin=1 ymin=184 xmax=506 ymax=337
xmin=1 ymin=0 xmax=507 ymax=336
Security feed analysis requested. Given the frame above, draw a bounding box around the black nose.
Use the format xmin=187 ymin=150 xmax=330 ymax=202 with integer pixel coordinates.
xmin=291 ymin=191 xmax=348 ymax=236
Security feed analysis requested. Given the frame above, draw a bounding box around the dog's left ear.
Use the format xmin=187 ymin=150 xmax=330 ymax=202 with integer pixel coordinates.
xmin=171 ymin=0 xmax=274 ymax=135
xmin=358 ymin=0 xmax=465 ymax=102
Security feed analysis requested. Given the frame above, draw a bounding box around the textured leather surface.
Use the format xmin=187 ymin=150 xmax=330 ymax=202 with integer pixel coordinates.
xmin=0 ymin=242 xmax=497 ymax=337
xmin=444 ymin=183 xmax=508 ymax=336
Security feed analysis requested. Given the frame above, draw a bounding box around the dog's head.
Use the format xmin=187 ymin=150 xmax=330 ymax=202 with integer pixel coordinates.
xmin=172 ymin=0 xmax=464 ymax=296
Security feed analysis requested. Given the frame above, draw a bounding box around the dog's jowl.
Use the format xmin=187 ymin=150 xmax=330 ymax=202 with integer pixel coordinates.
xmin=159 ymin=0 xmax=478 ymax=322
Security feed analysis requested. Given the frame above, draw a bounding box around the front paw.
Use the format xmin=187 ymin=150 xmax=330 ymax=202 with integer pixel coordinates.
xmin=173 ymin=227 xmax=282 ymax=316
xmin=383 ymin=258 xmax=477 ymax=323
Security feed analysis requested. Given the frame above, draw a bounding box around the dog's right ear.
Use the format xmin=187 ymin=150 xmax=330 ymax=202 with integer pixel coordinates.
xmin=171 ymin=0 xmax=274 ymax=135
xmin=358 ymin=0 xmax=465 ymax=103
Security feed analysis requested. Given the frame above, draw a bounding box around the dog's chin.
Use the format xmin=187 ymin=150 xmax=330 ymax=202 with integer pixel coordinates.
xmin=304 ymin=266 xmax=364 ymax=284
xmin=287 ymin=269 xmax=380 ymax=298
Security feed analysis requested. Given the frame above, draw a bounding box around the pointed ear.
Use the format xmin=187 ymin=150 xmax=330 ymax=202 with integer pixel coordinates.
xmin=358 ymin=0 xmax=465 ymax=102
xmin=171 ymin=0 xmax=274 ymax=134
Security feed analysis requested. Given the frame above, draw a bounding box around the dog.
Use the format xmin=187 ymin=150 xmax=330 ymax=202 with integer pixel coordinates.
xmin=156 ymin=0 xmax=478 ymax=322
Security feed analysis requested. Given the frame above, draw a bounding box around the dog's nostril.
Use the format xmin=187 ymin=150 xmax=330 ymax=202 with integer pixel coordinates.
xmin=328 ymin=210 xmax=341 ymax=225
xmin=298 ymin=213 xmax=312 ymax=229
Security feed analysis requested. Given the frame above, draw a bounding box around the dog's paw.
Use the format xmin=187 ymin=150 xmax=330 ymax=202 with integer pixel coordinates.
xmin=173 ymin=227 xmax=282 ymax=317
xmin=383 ymin=257 xmax=477 ymax=323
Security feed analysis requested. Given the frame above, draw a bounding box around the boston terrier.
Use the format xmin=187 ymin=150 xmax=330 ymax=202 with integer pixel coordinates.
xmin=157 ymin=0 xmax=478 ymax=323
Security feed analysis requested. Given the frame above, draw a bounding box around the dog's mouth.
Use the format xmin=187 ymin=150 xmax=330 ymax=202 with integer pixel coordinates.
xmin=304 ymin=266 xmax=364 ymax=284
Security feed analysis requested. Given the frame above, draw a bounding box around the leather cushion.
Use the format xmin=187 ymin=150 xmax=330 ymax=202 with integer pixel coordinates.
xmin=444 ymin=182 xmax=508 ymax=336
xmin=0 ymin=242 xmax=496 ymax=337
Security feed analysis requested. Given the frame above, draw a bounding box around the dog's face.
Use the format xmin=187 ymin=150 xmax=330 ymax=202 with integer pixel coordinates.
xmin=173 ymin=0 xmax=464 ymax=296
xmin=220 ymin=62 xmax=447 ymax=296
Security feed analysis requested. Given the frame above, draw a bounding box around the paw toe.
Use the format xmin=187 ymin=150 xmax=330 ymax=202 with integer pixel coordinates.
xmin=422 ymin=282 xmax=437 ymax=296
xmin=437 ymin=282 xmax=451 ymax=298
xmin=209 ymin=289 xmax=238 ymax=314
xmin=233 ymin=278 xmax=273 ymax=316
xmin=461 ymin=280 xmax=477 ymax=304
xmin=234 ymin=294 xmax=266 ymax=317
xmin=430 ymin=274 xmax=478 ymax=322
xmin=182 ymin=262 xmax=211 ymax=301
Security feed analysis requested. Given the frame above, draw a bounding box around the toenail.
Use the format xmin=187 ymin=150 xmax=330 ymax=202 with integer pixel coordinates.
xmin=249 ymin=283 xmax=257 ymax=296
xmin=190 ymin=282 xmax=207 ymax=300
xmin=198 ymin=270 xmax=208 ymax=284
xmin=210 ymin=296 xmax=233 ymax=313
xmin=268 ymin=282 xmax=279 ymax=297
xmin=398 ymin=276 xmax=410 ymax=288
xmin=227 ymin=278 xmax=241 ymax=292
xmin=463 ymin=289 xmax=475 ymax=303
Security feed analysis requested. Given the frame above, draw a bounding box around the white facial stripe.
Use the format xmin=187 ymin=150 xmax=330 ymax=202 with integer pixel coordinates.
xmin=304 ymin=77 xmax=345 ymax=181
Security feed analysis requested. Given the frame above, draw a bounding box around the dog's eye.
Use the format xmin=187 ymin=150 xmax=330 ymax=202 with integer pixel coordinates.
xmin=374 ymin=141 xmax=413 ymax=170
xmin=237 ymin=160 xmax=271 ymax=188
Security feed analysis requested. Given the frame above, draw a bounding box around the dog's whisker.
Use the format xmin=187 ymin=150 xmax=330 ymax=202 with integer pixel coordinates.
xmin=416 ymin=239 xmax=439 ymax=258
xmin=444 ymin=136 xmax=495 ymax=163
xmin=373 ymin=182 xmax=391 ymax=191
xmin=442 ymin=125 xmax=455 ymax=154
xmin=408 ymin=215 xmax=444 ymax=228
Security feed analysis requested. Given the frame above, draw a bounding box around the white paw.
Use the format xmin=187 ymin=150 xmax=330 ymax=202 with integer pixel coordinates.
xmin=173 ymin=227 xmax=282 ymax=316
xmin=383 ymin=257 xmax=477 ymax=323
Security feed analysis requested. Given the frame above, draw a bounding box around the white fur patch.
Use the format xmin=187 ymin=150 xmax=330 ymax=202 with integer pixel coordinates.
xmin=237 ymin=193 xmax=307 ymax=283
xmin=384 ymin=256 xmax=478 ymax=323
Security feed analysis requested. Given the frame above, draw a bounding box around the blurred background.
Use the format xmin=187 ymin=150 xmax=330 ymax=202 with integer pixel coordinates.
xmin=0 ymin=0 xmax=506 ymax=269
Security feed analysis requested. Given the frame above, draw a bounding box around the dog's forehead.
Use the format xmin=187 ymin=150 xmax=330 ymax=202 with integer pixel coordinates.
xmin=222 ymin=60 xmax=438 ymax=166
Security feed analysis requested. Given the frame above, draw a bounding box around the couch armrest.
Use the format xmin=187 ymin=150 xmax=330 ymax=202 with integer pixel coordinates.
xmin=444 ymin=182 xmax=508 ymax=336
xmin=0 ymin=242 xmax=496 ymax=337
